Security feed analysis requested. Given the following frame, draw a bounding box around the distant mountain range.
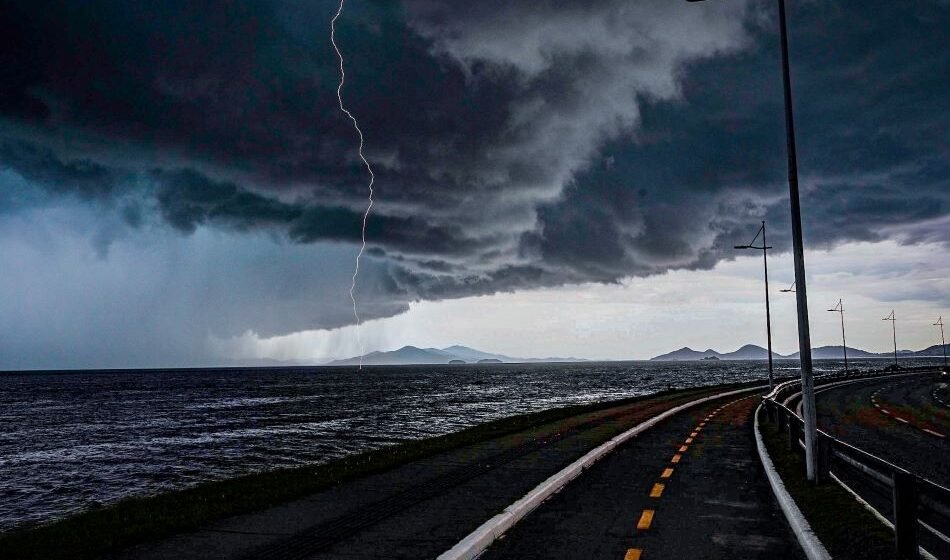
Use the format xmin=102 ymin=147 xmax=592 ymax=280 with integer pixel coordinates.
xmin=650 ymin=343 xmax=948 ymax=361
xmin=328 ymin=345 xmax=588 ymax=366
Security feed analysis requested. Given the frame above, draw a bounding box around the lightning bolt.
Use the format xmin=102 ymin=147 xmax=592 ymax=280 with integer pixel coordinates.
xmin=331 ymin=0 xmax=375 ymax=370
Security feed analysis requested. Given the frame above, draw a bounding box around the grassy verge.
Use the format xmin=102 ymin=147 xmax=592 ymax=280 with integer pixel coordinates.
xmin=757 ymin=407 xmax=896 ymax=559
xmin=0 ymin=383 xmax=746 ymax=560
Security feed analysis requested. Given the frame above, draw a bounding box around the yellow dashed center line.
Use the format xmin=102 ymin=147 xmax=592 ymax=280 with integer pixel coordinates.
xmin=637 ymin=509 xmax=655 ymax=531
xmin=625 ymin=400 xmax=741 ymax=559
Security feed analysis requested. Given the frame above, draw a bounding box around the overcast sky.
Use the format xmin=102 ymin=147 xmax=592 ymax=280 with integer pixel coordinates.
xmin=1 ymin=0 xmax=947 ymax=369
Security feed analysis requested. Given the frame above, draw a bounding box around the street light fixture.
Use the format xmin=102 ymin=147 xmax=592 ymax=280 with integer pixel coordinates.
xmin=735 ymin=221 xmax=774 ymax=390
xmin=827 ymin=299 xmax=848 ymax=375
xmin=883 ymin=310 xmax=898 ymax=367
xmin=780 ymin=281 xmax=796 ymax=293
xmin=688 ymin=0 xmax=819 ymax=480
xmin=934 ymin=317 xmax=947 ymax=369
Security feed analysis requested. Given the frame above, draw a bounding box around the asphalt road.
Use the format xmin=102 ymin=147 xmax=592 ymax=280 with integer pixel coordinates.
xmin=814 ymin=375 xmax=949 ymax=488
xmin=480 ymin=393 xmax=802 ymax=560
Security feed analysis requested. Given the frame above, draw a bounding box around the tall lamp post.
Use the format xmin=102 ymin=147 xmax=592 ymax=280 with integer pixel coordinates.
xmin=934 ymin=317 xmax=947 ymax=369
xmin=688 ymin=0 xmax=819 ymax=480
xmin=883 ymin=310 xmax=898 ymax=367
xmin=827 ymin=299 xmax=848 ymax=375
xmin=735 ymin=221 xmax=774 ymax=390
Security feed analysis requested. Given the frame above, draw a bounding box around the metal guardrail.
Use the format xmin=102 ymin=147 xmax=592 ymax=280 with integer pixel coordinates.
xmin=761 ymin=368 xmax=950 ymax=560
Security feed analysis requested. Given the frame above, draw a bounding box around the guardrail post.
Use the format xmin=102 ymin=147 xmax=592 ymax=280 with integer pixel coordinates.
xmin=892 ymin=471 xmax=920 ymax=559
xmin=816 ymin=434 xmax=832 ymax=483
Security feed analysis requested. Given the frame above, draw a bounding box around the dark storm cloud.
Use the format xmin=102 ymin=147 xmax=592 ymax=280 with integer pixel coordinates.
xmin=0 ymin=0 xmax=947 ymax=334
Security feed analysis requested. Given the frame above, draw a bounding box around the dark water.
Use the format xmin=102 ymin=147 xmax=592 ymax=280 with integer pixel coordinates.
xmin=0 ymin=358 xmax=941 ymax=531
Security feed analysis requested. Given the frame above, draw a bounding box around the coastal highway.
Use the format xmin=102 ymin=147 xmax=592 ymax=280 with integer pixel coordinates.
xmin=480 ymin=393 xmax=801 ymax=560
xmin=809 ymin=373 xmax=950 ymax=558
xmin=813 ymin=374 xmax=949 ymax=488
xmin=116 ymin=385 xmax=803 ymax=560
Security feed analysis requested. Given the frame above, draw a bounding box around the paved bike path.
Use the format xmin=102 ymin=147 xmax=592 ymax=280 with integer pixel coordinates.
xmin=481 ymin=394 xmax=803 ymax=560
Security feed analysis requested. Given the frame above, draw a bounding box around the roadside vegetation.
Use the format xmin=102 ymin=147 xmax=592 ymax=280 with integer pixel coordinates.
xmin=0 ymin=383 xmax=746 ymax=560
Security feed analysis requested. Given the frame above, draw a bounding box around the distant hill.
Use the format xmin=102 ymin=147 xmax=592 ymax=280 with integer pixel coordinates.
xmin=784 ymin=345 xmax=879 ymax=360
xmin=649 ymin=347 xmax=719 ymax=361
xmin=650 ymin=344 xmax=783 ymax=361
xmin=909 ymin=344 xmax=949 ymax=358
xmin=719 ymin=344 xmax=786 ymax=361
xmin=651 ymin=343 xmax=948 ymax=361
xmin=328 ymin=345 xmax=587 ymax=366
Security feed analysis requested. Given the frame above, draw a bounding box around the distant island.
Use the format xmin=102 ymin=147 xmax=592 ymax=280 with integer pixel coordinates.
xmin=328 ymin=345 xmax=588 ymax=366
xmin=649 ymin=343 xmax=948 ymax=361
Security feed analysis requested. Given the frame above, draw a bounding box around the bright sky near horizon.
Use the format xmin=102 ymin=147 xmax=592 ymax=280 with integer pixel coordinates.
xmin=214 ymin=239 xmax=950 ymax=363
xmin=1 ymin=1 xmax=947 ymax=369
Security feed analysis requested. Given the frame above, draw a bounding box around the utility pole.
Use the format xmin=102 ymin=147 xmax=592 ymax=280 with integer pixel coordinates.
xmin=935 ymin=317 xmax=947 ymax=369
xmin=883 ymin=310 xmax=898 ymax=367
xmin=827 ymin=299 xmax=848 ymax=375
xmin=734 ymin=221 xmax=774 ymax=390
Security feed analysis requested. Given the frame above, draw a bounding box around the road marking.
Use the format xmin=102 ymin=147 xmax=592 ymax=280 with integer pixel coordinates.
xmin=690 ymin=432 xmax=698 ymax=438
xmin=671 ymin=454 xmax=682 ymax=464
xmin=880 ymin=409 xmax=891 ymax=416
xmin=650 ymin=483 xmax=665 ymax=498
xmin=684 ymin=437 xmax=694 ymax=444
xmin=624 ymin=549 xmax=643 ymax=560
xmin=922 ymin=428 xmax=946 ymax=439
xmin=699 ymin=421 xmax=706 ymax=427
xmin=637 ymin=509 xmax=655 ymax=531
xmin=678 ymin=445 xmax=688 ymax=453
xmin=661 ymin=467 xmax=674 ymax=479
xmin=895 ymin=417 xmax=909 ymax=424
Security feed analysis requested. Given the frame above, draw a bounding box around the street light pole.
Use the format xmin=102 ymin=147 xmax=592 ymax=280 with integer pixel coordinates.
xmin=883 ymin=310 xmax=898 ymax=367
xmin=827 ymin=299 xmax=848 ymax=375
xmin=734 ymin=221 xmax=774 ymax=390
xmin=934 ymin=317 xmax=947 ymax=369
xmin=777 ymin=0 xmax=818 ymax=482
xmin=688 ymin=0 xmax=818 ymax=480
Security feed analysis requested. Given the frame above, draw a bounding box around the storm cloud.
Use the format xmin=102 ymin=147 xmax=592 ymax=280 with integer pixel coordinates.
xmin=1 ymin=0 xmax=947 ymax=345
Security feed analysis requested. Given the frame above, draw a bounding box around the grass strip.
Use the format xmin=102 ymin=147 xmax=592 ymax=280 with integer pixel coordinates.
xmin=758 ymin=408 xmax=896 ymax=559
xmin=1 ymin=382 xmax=748 ymax=560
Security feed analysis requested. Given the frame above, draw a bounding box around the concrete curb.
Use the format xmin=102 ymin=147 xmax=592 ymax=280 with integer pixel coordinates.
xmin=437 ymin=385 xmax=765 ymax=560
xmin=753 ymin=403 xmax=832 ymax=560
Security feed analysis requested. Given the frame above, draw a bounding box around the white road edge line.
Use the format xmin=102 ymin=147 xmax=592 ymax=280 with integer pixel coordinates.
xmin=754 ymin=403 xmax=832 ymax=560
xmin=437 ymin=385 xmax=766 ymax=560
